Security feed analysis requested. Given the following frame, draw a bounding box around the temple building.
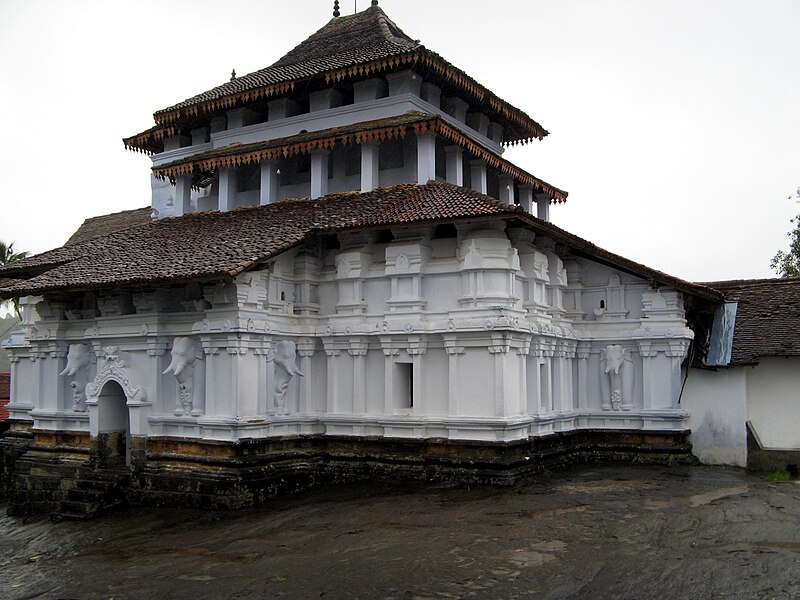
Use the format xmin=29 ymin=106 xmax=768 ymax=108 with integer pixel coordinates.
xmin=0 ymin=2 xmax=728 ymax=516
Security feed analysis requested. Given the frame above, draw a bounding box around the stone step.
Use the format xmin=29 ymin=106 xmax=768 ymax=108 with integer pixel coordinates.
xmin=66 ymin=488 xmax=106 ymax=502
xmin=75 ymin=476 xmax=127 ymax=491
xmin=56 ymin=499 xmax=99 ymax=517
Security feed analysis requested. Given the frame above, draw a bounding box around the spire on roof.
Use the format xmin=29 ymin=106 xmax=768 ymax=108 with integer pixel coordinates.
xmin=333 ymin=0 xmax=340 ymax=17
xmin=230 ymin=69 xmax=236 ymax=81
xmin=371 ymin=0 xmax=378 ymax=5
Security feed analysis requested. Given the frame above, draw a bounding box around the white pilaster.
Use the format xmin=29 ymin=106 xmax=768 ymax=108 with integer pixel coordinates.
xmin=309 ymin=88 xmax=343 ymax=112
xmin=535 ymin=193 xmax=551 ymax=221
xmin=360 ymin=143 xmax=379 ymax=192
xmin=311 ymin=150 xmax=330 ymax=199
xmin=445 ymin=342 xmax=465 ymax=416
xmin=325 ymin=348 xmax=340 ymax=413
xmin=227 ymin=107 xmax=259 ymax=129
xmin=421 ymin=82 xmax=441 ymax=108
xmin=349 ymin=339 xmax=368 ymax=415
xmin=382 ymin=346 xmax=399 ymax=414
xmin=444 ymin=145 xmax=463 ymax=186
xmin=467 ymin=112 xmax=490 ymax=136
xmin=259 ymin=159 xmax=278 ymax=205
xmin=353 ymin=78 xmax=388 ymax=103
xmin=191 ymin=126 xmax=209 ymax=146
xmin=469 ymin=159 xmax=487 ymax=195
xmin=386 ymin=70 xmax=422 ymax=97
xmin=499 ymin=175 xmax=515 ymax=205
xmin=576 ymin=343 xmax=590 ymax=411
xmin=297 ymin=341 xmax=316 ymax=414
xmin=443 ymin=96 xmax=469 ymax=123
xmin=218 ymin=167 xmax=235 ymax=211
xmin=267 ymin=98 xmax=300 ymax=120
xmin=416 ymin=132 xmax=436 ymax=184
xmin=174 ymin=174 xmax=192 ymax=216
xmin=518 ymin=185 xmax=533 ymax=213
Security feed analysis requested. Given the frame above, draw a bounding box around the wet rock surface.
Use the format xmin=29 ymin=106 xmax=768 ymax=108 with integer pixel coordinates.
xmin=2 ymin=465 xmax=799 ymax=599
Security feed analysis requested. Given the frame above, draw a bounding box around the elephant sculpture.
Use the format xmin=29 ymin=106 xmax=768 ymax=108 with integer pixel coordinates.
xmin=163 ymin=336 xmax=203 ymax=416
xmin=600 ymin=344 xmax=633 ymax=411
xmin=272 ymin=341 xmax=304 ymax=415
xmin=59 ymin=343 xmax=94 ymax=412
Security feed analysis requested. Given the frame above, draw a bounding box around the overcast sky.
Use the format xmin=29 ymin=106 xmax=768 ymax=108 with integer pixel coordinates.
xmin=0 ymin=0 xmax=797 ymax=284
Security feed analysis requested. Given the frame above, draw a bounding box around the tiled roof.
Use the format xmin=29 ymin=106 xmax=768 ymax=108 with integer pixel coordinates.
xmin=66 ymin=207 xmax=152 ymax=246
xmin=152 ymin=112 xmax=569 ymax=202
xmin=0 ymin=182 xmax=721 ymax=303
xmin=703 ymin=278 xmax=800 ymax=364
xmin=138 ymin=6 xmax=546 ymax=146
xmin=157 ymin=6 xmax=419 ymax=119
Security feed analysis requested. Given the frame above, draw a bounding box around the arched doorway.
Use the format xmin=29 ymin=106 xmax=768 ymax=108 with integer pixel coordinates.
xmin=96 ymin=380 xmax=131 ymax=466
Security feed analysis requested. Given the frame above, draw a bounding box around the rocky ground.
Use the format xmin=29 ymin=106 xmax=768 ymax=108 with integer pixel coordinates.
xmin=1 ymin=464 xmax=799 ymax=599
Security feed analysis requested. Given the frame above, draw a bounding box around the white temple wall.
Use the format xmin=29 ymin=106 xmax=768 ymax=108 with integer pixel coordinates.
xmin=5 ymin=220 xmax=698 ymax=443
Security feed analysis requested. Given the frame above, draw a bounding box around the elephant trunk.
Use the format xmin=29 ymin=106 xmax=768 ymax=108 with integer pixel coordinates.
xmin=163 ymin=361 xmax=180 ymax=376
xmin=59 ymin=365 xmax=78 ymax=377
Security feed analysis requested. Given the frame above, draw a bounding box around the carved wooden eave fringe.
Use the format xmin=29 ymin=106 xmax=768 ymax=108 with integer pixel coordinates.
xmin=152 ymin=117 xmax=567 ymax=203
xmin=424 ymin=120 xmax=567 ymax=203
xmin=153 ymin=82 xmax=296 ymax=126
xmin=323 ymin=50 xmax=548 ymax=143
xmin=143 ymin=51 xmax=546 ymax=145
xmin=123 ymin=125 xmax=177 ymax=155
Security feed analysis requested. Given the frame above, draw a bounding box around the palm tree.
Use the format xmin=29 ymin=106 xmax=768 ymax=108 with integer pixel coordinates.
xmin=0 ymin=240 xmax=29 ymax=317
xmin=0 ymin=241 xmax=28 ymax=266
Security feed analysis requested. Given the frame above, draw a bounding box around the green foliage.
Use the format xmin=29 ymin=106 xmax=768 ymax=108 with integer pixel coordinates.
xmin=771 ymin=188 xmax=800 ymax=278
xmin=0 ymin=240 xmax=29 ymax=317
xmin=763 ymin=470 xmax=792 ymax=482
xmin=0 ymin=241 xmax=29 ymax=266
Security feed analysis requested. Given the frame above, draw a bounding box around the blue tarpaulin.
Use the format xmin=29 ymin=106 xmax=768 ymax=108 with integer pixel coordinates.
xmin=705 ymin=301 xmax=737 ymax=366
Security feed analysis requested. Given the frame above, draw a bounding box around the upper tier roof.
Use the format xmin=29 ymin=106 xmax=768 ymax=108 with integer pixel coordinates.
xmin=148 ymin=4 xmax=547 ymax=144
xmin=0 ymin=181 xmax=721 ymax=303
xmin=149 ymin=112 xmax=568 ymax=203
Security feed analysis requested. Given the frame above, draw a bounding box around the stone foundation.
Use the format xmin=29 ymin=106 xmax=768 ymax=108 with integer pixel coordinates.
xmin=2 ymin=425 xmax=697 ymax=516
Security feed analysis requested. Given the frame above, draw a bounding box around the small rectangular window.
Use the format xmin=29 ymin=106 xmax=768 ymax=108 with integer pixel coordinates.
xmin=395 ymin=362 xmax=413 ymax=408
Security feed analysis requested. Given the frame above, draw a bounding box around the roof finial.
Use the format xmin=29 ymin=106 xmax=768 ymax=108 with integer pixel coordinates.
xmin=230 ymin=68 xmax=236 ymax=81
xmin=333 ymin=0 xmax=340 ymax=17
xmin=371 ymin=0 xmax=378 ymax=5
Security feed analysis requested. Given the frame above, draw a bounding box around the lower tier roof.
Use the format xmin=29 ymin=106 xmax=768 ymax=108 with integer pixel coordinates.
xmin=0 ymin=181 xmax=721 ymax=303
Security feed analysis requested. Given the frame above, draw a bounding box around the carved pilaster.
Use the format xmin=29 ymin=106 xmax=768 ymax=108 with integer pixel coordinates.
xmin=296 ymin=339 xmax=316 ymax=414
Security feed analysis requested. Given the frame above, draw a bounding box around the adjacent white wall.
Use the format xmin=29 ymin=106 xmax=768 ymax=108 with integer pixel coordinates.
xmin=747 ymin=356 xmax=800 ymax=449
xmin=683 ymin=367 xmax=747 ymax=466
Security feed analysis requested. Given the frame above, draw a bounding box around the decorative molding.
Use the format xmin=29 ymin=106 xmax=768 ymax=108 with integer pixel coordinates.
xmin=86 ymin=346 xmax=146 ymax=405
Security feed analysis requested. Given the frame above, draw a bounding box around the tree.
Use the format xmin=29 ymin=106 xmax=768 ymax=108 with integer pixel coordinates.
xmin=0 ymin=240 xmax=29 ymax=317
xmin=771 ymin=188 xmax=800 ymax=278
xmin=1 ymin=241 xmax=29 ymax=266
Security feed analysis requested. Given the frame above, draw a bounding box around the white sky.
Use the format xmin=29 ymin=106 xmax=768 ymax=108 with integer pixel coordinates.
xmin=0 ymin=0 xmax=798 ymax=283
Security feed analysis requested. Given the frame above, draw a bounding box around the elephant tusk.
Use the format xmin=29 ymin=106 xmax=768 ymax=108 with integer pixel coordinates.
xmin=162 ymin=363 xmax=175 ymax=375
xmin=60 ymin=366 xmax=77 ymax=377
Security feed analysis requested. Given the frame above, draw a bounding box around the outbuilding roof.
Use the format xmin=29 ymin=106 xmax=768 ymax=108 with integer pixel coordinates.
xmin=704 ymin=278 xmax=800 ymax=365
xmin=127 ymin=4 xmax=547 ymax=150
xmin=0 ymin=182 xmax=722 ymax=304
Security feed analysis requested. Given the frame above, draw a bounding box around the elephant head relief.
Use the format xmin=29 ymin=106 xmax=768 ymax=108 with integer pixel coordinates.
xmin=271 ymin=340 xmax=304 ymax=415
xmin=600 ymin=344 xmax=633 ymax=411
xmin=164 ymin=336 xmax=203 ymax=416
xmin=59 ymin=343 xmax=94 ymax=412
